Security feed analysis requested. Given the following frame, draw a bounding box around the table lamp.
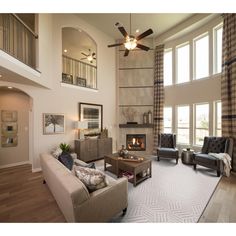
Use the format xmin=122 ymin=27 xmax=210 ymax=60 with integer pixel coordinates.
xmin=75 ymin=121 xmax=88 ymax=139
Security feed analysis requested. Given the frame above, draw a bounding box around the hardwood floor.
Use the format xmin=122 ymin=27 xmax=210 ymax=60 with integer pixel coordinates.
xmin=0 ymin=164 xmax=65 ymax=222
xmin=199 ymin=172 xmax=236 ymax=222
xmin=0 ymin=164 xmax=236 ymax=222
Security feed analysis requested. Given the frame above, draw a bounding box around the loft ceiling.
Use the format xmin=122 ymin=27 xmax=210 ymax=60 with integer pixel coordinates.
xmin=77 ymin=13 xmax=195 ymax=40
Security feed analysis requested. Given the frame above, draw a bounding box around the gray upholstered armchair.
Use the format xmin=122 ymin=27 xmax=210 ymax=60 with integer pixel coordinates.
xmin=157 ymin=133 xmax=179 ymax=164
xmin=193 ymin=136 xmax=234 ymax=177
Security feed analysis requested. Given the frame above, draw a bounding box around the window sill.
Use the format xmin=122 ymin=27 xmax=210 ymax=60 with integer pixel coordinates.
xmin=60 ymin=82 xmax=98 ymax=92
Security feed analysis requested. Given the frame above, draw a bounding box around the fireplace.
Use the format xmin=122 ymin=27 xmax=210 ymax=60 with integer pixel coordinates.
xmin=126 ymin=134 xmax=146 ymax=151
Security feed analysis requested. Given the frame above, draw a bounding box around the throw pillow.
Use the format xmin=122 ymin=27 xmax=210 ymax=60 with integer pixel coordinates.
xmin=75 ymin=166 xmax=108 ymax=192
xmin=74 ymin=159 xmax=96 ymax=169
xmin=58 ymin=152 xmax=74 ymax=170
xmin=51 ymin=147 xmax=62 ymax=159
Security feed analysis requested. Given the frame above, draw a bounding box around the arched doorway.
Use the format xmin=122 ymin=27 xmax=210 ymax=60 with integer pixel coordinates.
xmin=0 ymin=86 xmax=33 ymax=168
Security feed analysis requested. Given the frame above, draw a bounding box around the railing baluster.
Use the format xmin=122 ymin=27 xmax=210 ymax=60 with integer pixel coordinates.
xmin=62 ymin=55 xmax=97 ymax=89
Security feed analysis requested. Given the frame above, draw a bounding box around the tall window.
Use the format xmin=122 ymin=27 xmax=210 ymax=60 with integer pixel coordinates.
xmin=215 ymin=101 xmax=222 ymax=136
xmin=176 ymin=43 xmax=190 ymax=84
xmin=164 ymin=49 xmax=172 ymax=86
xmin=195 ymin=103 xmax=209 ymax=145
xmin=164 ymin=107 xmax=172 ymax=133
xmin=194 ymin=34 xmax=209 ymax=79
xmin=177 ymin=105 xmax=190 ymax=144
xmin=214 ymin=24 xmax=223 ymax=74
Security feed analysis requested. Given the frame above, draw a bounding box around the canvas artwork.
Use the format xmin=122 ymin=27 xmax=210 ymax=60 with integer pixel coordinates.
xmin=1 ymin=122 xmax=18 ymax=135
xmin=79 ymin=103 xmax=103 ymax=135
xmin=43 ymin=113 xmax=65 ymax=134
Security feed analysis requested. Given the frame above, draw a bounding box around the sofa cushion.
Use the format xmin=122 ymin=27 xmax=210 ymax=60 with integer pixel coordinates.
xmin=75 ymin=166 xmax=108 ymax=193
xmin=58 ymin=152 xmax=74 ymax=170
xmin=160 ymin=134 xmax=174 ymax=148
xmin=207 ymin=137 xmax=226 ymax=154
xmin=194 ymin=153 xmax=217 ymax=165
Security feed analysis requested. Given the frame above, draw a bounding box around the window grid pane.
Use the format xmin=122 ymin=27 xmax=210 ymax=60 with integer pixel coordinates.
xmin=164 ymin=50 xmax=172 ymax=86
xmin=195 ymin=35 xmax=209 ymax=79
xmin=177 ymin=44 xmax=190 ymax=84
xmin=164 ymin=107 xmax=172 ymax=129
xmin=177 ymin=106 xmax=189 ymax=144
xmin=215 ymin=27 xmax=223 ymax=74
xmin=195 ymin=103 xmax=209 ymax=145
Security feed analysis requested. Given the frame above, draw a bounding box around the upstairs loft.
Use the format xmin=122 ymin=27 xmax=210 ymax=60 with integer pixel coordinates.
xmin=0 ymin=14 xmax=44 ymax=88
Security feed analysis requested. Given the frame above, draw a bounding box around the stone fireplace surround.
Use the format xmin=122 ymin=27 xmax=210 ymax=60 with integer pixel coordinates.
xmin=117 ymin=38 xmax=154 ymax=155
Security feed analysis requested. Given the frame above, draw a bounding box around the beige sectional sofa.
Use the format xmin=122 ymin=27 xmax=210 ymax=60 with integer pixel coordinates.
xmin=40 ymin=153 xmax=128 ymax=222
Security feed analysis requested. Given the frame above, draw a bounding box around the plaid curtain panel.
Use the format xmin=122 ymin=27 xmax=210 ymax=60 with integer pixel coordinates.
xmin=153 ymin=45 xmax=164 ymax=153
xmin=221 ymin=14 xmax=236 ymax=171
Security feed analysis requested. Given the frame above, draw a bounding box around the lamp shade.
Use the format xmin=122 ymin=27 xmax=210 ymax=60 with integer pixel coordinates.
xmin=74 ymin=121 xmax=88 ymax=129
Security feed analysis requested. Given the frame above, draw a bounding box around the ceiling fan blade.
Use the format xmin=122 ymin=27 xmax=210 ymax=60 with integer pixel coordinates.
xmin=80 ymin=58 xmax=87 ymax=60
xmin=115 ymin=22 xmax=128 ymax=37
xmin=124 ymin=49 xmax=129 ymax=57
xmin=136 ymin=43 xmax=150 ymax=51
xmin=108 ymin=43 xmax=123 ymax=48
xmin=81 ymin=52 xmax=88 ymax=57
xmin=136 ymin=28 xmax=153 ymax=41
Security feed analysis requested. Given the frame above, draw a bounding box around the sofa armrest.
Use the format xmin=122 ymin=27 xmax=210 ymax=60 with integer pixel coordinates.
xmin=74 ymin=177 xmax=128 ymax=222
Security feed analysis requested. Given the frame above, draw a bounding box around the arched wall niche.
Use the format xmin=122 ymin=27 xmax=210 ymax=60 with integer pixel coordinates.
xmin=61 ymin=27 xmax=97 ymax=89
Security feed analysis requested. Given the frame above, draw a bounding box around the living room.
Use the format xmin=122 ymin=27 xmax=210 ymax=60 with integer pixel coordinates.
xmin=0 ymin=0 xmax=236 ymax=235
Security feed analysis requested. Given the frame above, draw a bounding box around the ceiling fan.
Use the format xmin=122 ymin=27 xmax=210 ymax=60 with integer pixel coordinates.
xmin=81 ymin=49 xmax=96 ymax=63
xmin=108 ymin=14 xmax=153 ymax=57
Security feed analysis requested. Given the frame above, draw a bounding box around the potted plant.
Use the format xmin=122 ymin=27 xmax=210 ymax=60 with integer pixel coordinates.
xmin=59 ymin=143 xmax=71 ymax=153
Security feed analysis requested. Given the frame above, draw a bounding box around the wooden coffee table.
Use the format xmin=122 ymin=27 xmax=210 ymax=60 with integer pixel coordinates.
xmin=104 ymin=153 xmax=152 ymax=186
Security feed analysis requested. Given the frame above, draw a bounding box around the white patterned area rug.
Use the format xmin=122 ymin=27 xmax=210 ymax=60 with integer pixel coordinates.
xmin=97 ymin=156 xmax=221 ymax=223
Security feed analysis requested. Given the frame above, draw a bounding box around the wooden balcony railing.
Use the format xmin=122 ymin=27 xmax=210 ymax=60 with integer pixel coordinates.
xmin=0 ymin=14 xmax=38 ymax=69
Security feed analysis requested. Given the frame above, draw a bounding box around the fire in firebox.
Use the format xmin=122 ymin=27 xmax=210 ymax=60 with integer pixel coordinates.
xmin=126 ymin=134 xmax=146 ymax=151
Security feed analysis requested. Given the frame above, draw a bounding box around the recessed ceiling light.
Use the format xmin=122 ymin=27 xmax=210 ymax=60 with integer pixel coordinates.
xmin=64 ymin=49 xmax=67 ymax=53
xmin=8 ymin=86 xmax=13 ymax=89
xmin=0 ymin=74 xmax=2 ymax=78
xmin=135 ymin=29 xmax=140 ymax=33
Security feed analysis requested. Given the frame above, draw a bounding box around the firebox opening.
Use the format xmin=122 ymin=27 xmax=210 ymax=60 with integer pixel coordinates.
xmin=126 ymin=134 xmax=146 ymax=151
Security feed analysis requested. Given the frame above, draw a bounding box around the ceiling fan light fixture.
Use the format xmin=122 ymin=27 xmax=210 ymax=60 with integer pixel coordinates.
xmin=124 ymin=36 xmax=137 ymax=50
xmin=87 ymin=55 xmax=93 ymax=62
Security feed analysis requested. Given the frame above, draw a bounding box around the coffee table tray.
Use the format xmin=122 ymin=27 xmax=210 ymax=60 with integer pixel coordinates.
xmin=117 ymin=157 xmax=144 ymax=162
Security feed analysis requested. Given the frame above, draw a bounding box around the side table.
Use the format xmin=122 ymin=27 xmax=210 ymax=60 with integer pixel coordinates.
xmin=181 ymin=149 xmax=194 ymax=165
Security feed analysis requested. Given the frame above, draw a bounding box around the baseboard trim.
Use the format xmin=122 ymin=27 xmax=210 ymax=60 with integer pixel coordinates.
xmin=0 ymin=161 xmax=30 ymax=169
xmin=32 ymin=167 xmax=42 ymax=173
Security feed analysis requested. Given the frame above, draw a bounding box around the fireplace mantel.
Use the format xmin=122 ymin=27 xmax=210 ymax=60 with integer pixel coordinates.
xmin=119 ymin=124 xmax=153 ymax=128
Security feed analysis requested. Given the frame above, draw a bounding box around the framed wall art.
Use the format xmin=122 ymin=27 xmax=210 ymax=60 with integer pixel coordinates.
xmin=62 ymin=73 xmax=73 ymax=84
xmin=79 ymin=103 xmax=103 ymax=135
xmin=1 ymin=122 xmax=18 ymax=135
xmin=1 ymin=110 xmax=17 ymax=122
xmin=43 ymin=113 xmax=65 ymax=134
xmin=76 ymin=77 xmax=86 ymax=87
xmin=1 ymin=135 xmax=18 ymax=147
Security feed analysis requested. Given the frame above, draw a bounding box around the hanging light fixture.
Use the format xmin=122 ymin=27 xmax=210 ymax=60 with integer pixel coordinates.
xmin=124 ymin=14 xmax=137 ymax=50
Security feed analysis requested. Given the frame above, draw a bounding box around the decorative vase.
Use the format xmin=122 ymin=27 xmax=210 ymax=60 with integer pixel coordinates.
xmin=118 ymin=145 xmax=129 ymax=158
xmin=148 ymin=110 xmax=152 ymax=124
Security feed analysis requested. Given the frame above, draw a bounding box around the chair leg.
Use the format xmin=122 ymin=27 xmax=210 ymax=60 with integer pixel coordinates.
xmin=193 ymin=164 xmax=197 ymax=170
xmin=176 ymin=158 xmax=178 ymax=164
xmin=217 ymin=170 xmax=221 ymax=177
xmin=157 ymin=156 xmax=160 ymax=161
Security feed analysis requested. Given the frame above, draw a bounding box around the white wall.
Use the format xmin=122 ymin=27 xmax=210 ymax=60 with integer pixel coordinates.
xmin=0 ymin=13 xmax=117 ymax=170
xmin=0 ymin=89 xmax=30 ymax=167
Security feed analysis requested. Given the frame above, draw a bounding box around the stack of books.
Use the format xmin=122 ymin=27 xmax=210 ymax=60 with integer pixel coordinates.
xmin=120 ymin=171 xmax=134 ymax=180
